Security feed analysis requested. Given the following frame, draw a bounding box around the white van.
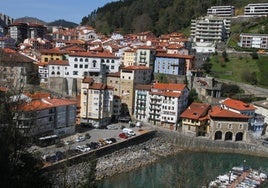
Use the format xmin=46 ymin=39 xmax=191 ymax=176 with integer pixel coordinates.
xmin=122 ymin=128 xmax=136 ymax=136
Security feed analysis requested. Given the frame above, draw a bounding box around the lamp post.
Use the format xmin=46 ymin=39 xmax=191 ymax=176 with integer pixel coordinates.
xmin=243 ymin=159 xmax=246 ymax=171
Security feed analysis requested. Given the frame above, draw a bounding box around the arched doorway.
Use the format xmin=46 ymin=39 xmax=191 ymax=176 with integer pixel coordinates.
xmin=235 ymin=132 xmax=243 ymax=141
xmin=214 ymin=131 xmax=222 ymax=140
xmin=225 ymin=131 xmax=233 ymax=141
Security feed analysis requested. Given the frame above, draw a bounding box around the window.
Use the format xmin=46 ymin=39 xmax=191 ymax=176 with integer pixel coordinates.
xmin=85 ymin=58 xmax=88 ymax=62
xmin=111 ymin=60 xmax=114 ymax=63
xmin=74 ymin=64 xmax=78 ymax=68
xmin=44 ymin=57 xmax=48 ymax=62
xmin=57 ymin=71 xmax=60 ymax=75
xmin=85 ymin=64 xmax=88 ymax=68
xmin=228 ymin=124 xmax=232 ymax=129
xmin=51 ymin=71 xmax=55 ymax=75
xmin=79 ymin=64 xmax=83 ymax=68
xmin=80 ymin=58 xmax=83 ymax=62
xmin=111 ymin=65 xmax=114 ymax=69
xmin=217 ymin=123 xmax=221 ymax=129
xmin=93 ymin=60 xmax=97 ymax=68
xmin=73 ymin=71 xmax=78 ymax=75
xmin=74 ymin=58 xmax=78 ymax=62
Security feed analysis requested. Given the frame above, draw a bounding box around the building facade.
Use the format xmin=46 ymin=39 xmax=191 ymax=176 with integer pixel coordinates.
xmin=207 ymin=6 xmax=235 ymax=17
xmin=16 ymin=96 xmax=77 ymax=138
xmin=209 ymin=106 xmax=249 ymax=142
xmin=191 ymin=15 xmax=230 ymax=43
xmin=238 ymin=33 xmax=268 ymax=49
xmin=244 ymin=3 xmax=268 ymax=16
xmin=180 ymin=103 xmax=211 ymax=136
xmin=80 ymin=77 xmax=114 ymax=127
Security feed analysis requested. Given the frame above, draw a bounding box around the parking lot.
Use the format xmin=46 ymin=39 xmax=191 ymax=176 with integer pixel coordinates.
xmin=34 ymin=122 xmax=151 ymax=163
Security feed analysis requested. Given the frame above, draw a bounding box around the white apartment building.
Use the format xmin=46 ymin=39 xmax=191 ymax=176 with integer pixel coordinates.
xmin=134 ymin=84 xmax=151 ymax=122
xmin=238 ymin=33 xmax=268 ymax=49
xmin=207 ymin=6 xmax=235 ymax=17
xmin=48 ymin=60 xmax=69 ymax=78
xmin=244 ymin=3 xmax=268 ymax=16
xmin=134 ymin=83 xmax=189 ymax=129
xmin=191 ymin=15 xmax=230 ymax=44
xmin=80 ymin=77 xmax=114 ymax=127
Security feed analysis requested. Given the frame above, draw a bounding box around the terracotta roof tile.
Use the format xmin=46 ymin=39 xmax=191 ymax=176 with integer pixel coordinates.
xmin=152 ymin=83 xmax=186 ymax=91
xmin=221 ymin=98 xmax=256 ymax=111
xmin=210 ymin=106 xmax=250 ymax=119
xmin=18 ymin=98 xmax=77 ymax=111
xmin=180 ymin=103 xmax=211 ymax=120
xmin=48 ymin=60 xmax=69 ymax=66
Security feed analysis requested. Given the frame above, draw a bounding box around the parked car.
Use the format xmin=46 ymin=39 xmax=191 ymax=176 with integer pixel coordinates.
xmin=122 ymin=128 xmax=136 ymax=136
xmin=76 ymin=145 xmax=90 ymax=152
xmin=99 ymin=138 xmax=109 ymax=146
xmin=76 ymin=135 xmax=86 ymax=142
xmin=119 ymin=133 xmax=128 ymax=139
xmin=104 ymin=138 xmax=113 ymax=144
xmin=108 ymin=137 xmax=117 ymax=143
xmin=87 ymin=142 xmax=100 ymax=150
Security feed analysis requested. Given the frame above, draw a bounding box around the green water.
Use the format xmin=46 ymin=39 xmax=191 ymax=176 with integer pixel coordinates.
xmin=98 ymin=151 xmax=268 ymax=188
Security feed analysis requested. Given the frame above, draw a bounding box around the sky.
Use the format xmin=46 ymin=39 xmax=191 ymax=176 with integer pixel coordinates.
xmin=1 ymin=0 xmax=116 ymax=24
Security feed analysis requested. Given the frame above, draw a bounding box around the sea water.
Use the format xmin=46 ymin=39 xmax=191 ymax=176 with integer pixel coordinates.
xmin=98 ymin=151 xmax=268 ymax=188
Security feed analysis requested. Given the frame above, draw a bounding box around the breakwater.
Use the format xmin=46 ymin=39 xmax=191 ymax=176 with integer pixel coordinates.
xmin=45 ymin=128 xmax=268 ymax=187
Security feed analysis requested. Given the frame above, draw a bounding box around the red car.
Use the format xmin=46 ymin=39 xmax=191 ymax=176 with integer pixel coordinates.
xmin=119 ymin=133 xmax=128 ymax=139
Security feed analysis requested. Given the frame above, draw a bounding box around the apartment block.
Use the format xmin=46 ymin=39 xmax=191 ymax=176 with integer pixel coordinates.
xmin=191 ymin=15 xmax=230 ymax=43
xmin=244 ymin=3 xmax=268 ymax=16
xmin=151 ymin=83 xmax=188 ymax=129
xmin=238 ymin=33 xmax=268 ymax=49
xmin=207 ymin=6 xmax=235 ymax=17
xmin=80 ymin=77 xmax=114 ymax=127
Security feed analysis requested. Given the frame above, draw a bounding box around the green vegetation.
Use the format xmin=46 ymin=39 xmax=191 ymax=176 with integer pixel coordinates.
xmin=209 ymin=53 xmax=268 ymax=88
xmin=81 ymin=0 xmax=268 ymax=35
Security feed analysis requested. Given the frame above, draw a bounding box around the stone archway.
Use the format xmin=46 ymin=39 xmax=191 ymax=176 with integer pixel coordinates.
xmin=225 ymin=131 xmax=233 ymax=141
xmin=214 ymin=131 xmax=222 ymax=140
xmin=235 ymin=132 xmax=243 ymax=141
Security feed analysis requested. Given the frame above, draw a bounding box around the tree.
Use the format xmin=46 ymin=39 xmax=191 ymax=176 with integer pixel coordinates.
xmin=188 ymin=89 xmax=200 ymax=105
xmin=202 ymin=62 xmax=212 ymax=74
xmin=0 ymin=89 xmax=51 ymax=187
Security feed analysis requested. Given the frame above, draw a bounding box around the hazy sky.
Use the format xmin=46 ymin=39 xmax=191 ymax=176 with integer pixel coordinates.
xmin=1 ymin=0 xmax=116 ymax=24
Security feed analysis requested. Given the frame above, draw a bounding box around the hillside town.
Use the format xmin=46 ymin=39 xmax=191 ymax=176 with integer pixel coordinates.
xmin=1 ymin=3 xmax=268 ymax=185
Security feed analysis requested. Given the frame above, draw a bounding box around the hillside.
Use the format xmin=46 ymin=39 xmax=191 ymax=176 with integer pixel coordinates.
xmin=15 ymin=16 xmax=47 ymax=25
xmin=81 ymin=0 xmax=268 ymax=35
xmin=47 ymin=19 xmax=78 ymax=28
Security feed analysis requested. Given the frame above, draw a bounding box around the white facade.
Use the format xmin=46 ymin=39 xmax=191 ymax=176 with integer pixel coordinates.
xmin=238 ymin=33 xmax=268 ymax=49
xmin=207 ymin=6 xmax=235 ymax=17
xmin=191 ymin=15 xmax=230 ymax=44
xmin=244 ymin=3 xmax=268 ymax=16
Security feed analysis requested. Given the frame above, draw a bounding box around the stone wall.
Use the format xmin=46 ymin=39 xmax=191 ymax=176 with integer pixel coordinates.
xmin=43 ymin=128 xmax=268 ymax=187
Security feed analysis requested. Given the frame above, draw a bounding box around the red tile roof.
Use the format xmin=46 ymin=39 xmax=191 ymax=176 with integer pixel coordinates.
xmin=221 ymin=98 xmax=256 ymax=111
xmin=180 ymin=103 xmax=211 ymax=120
xmin=152 ymin=83 xmax=186 ymax=91
xmin=48 ymin=60 xmax=69 ymax=66
xmin=210 ymin=106 xmax=250 ymax=119
xmin=69 ymin=51 xmax=119 ymax=59
xmin=0 ymin=48 xmax=35 ymax=63
xmin=18 ymin=98 xmax=77 ymax=111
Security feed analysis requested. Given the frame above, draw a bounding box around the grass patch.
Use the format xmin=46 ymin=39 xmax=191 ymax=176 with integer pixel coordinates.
xmin=209 ymin=54 xmax=268 ymax=87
